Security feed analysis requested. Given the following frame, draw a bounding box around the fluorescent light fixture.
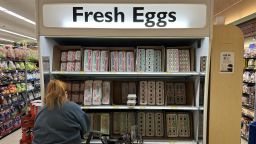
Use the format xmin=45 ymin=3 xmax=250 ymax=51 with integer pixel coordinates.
xmin=0 ymin=37 xmax=14 ymax=43
xmin=0 ymin=6 xmax=35 ymax=25
xmin=0 ymin=28 xmax=36 ymax=41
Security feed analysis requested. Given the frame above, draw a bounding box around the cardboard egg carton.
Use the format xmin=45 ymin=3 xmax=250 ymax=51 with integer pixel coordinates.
xmin=145 ymin=49 xmax=155 ymax=72
xmin=127 ymin=112 xmax=136 ymax=133
xmin=111 ymin=51 xmax=119 ymax=72
xmin=72 ymin=83 xmax=80 ymax=92
xmin=102 ymin=81 xmax=110 ymax=105
xmin=75 ymin=50 xmax=81 ymax=61
xmin=100 ymin=51 xmax=109 ymax=72
xmin=139 ymin=81 xmax=148 ymax=105
xmin=84 ymin=49 xmax=93 ymax=72
xmin=154 ymin=50 xmax=162 ymax=72
xmin=84 ymin=80 xmax=93 ymax=105
xmin=166 ymin=113 xmax=178 ymax=137
xmin=166 ymin=49 xmax=179 ymax=72
xmin=113 ymin=112 xmax=121 ymax=134
xmin=137 ymin=112 xmax=146 ymax=136
xmin=92 ymin=80 xmax=102 ymax=105
xmin=200 ymin=56 xmax=207 ymax=72
xmin=179 ymin=50 xmax=190 ymax=72
xmin=61 ymin=51 xmax=67 ymax=62
xmin=67 ymin=51 xmax=76 ymax=61
xmin=119 ymin=112 xmax=128 ymax=135
xmin=136 ymin=49 xmax=146 ymax=72
xmin=74 ymin=62 xmax=81 ymax=71
xmin=174 ymin=83 xmax=186 ymax=104
xmin=92 ymin=50 xmax=101 ymax=72
xmin=60 ymin=62 xmax=67 ymax=71
xmin=154 ymin=112 xmax=164 ymax=137
xmin=126 ymin=52 xmax=135 ymax=72
xmin=101 ymin=114 xmax=110 ymax=134
xmin=67 ymin=62 xmax=75 ymax=71
xmin=118 ymin=51 xmax=127 ymax=72
xmin=122 ymin=83 xmax=129 ymax=104
xmin=147 ymin=81 xmax=156 ymax=105
xmin=156 ymin=81 xmax=165 ymax=105
xmin=177 ymin=114 xmax=190 ymax=137
xmin=166 ymin=82 xmax=175 ymax=105
xmin=146 ymin=112 xmax=155 ymax=137
xmin=128 ymin=82 xmax=136 ymax=94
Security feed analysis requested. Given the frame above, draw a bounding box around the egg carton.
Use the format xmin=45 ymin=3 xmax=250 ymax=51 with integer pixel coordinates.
xmin=120 ymin=112 xmax=128 ymax=135
xmin=79 ymin=93 xmax=84 ymax=104
xmin=61 ymin=51 xmax=67 ymax=62
xmin=179 ymin=50 xmax=190 ymax=72
xmin=175 ymin=83 xmax=186 ymax=104
xmin=72 ymin=93 xmax=80 ymax=103
xmin=154 ymin=112 xmax=164 ymax=137
xmin=122 ymin=83 xmax=129 ymax=104
xmin=67 ymin=62 xmax=75 ymax=71
xmin=147 ymin=81 xmax=156 ymax=105
xmin=67 ymin=51 xmax=76 ymax=61
xmin=145 ymin=49 xmax=155 ymax=72
xmin=166 ymin=82 xmax=175 ymax=104
xmin=177 ymin=114 xmax=190 ymax=137
xmin=101 ymin=114 xmax=110 ymax=134
xmin=100 ymin=51 xmax=109 ymax=72
xmin=60 ymin=62 xmax=67 ymax=71
xmin=154 ymin=50 xmax=162 ymax=72
xmin=127 ymin=112 xmax=136 ymax=133
xmin=136 ymin=49 xmax=146 ymax=72
xmin=75 ymin=50 xmax=81 ymax=61
xmin=156 ymin=81 xmax=165 ymax=105
xmin=75 ymin=62 xmax=81 ymax=71
xmin=166 ymin=113 xmax=178 ymax=137
xmin=128 ymin=82 xmax=136 ymax=95
xmin=102 ymin=81 xmax=110 ymax=105
xmin=118 ymin=51 xmax=127 ymax=72
xmin=126 ymin=52 xmax=135 ymax=72
xmin=111 ymin=51 xmax=119 ymax=72
xmin=84 ymin=80 xmax=93 ymax=105
xmin=92 ymin=50 xmax=101 ymax=72
xmin=92 ymin=80 xmax=102 ymax=105
xmin=146 ymin=112 xmax=155 ymax=136
xmin=200 ymin=56 xmax=207 ymax=72
xmin=113 ymin=112 xmax=121 ymax=134
xmin=139 ymin=81 xmax=148 ymax=105
xmin=137 ymin=112 xmax=146 ymax=136
xmin=84 ymin=49 xmax=93 ymax=72
xmin=166 ymin=49 xmax=179 ymax=72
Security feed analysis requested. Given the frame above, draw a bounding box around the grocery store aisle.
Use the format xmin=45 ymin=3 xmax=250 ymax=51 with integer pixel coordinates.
xmin=1 ymin=129 xmax=21 ymax=144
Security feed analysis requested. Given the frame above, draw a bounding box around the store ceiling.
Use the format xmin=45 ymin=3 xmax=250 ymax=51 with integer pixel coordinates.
xmin=0 ymin=0 xmax=246 ymax=43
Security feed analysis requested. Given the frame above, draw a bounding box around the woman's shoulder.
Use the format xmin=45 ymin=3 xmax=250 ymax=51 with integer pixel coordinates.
xmin=63 ymin=101 xmax=81 ymax=110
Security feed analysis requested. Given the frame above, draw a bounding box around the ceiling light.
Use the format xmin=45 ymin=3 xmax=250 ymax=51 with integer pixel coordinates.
xmin=0 ymin=6 xmax=35 ymax=25
xmin=0 ymin=28 xmax=36 ymax=41
xmin=0 ymin=37 xmax=14 ymax=43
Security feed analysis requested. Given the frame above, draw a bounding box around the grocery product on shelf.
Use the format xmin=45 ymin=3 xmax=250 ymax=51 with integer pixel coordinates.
xmin=111 ymin=50 xmax=134 ymax=72
xmin=60 ymin=50 xmax=81 ymax=72
xmin=166 ymin=48 xmax=191 ymax=72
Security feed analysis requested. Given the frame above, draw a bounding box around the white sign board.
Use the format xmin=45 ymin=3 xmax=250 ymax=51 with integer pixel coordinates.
xmin=43 ymin=4 xmax=207 ymax=29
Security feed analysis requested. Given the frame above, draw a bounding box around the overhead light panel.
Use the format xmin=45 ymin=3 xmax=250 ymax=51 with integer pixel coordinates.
xmin=0 ymin=37 xmax=14 ymax=43
xmin=0 ymin=6 xmax=35 ymax=25
xmin=0 ymin=28 xmax=36 ymax=41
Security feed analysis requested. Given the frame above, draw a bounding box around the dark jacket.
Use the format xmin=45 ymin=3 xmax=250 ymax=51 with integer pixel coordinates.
xmin=32 ymin=102 xmax=90 ymax=144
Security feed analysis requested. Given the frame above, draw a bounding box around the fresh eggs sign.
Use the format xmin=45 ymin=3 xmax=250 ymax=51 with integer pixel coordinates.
xmin=43 ymin=4 xmax=207 ymax=29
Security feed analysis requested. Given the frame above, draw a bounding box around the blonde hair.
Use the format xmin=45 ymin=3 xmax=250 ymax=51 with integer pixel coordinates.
xmin=44 ymin=80 xmax=67 ymax=110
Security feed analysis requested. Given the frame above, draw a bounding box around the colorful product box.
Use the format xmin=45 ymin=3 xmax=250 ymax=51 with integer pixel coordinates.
xmin=60 ymin=62 xmax=67 ymax=71
xmin=111 ymin=51 xmax=119 ymax=72
xmin=126 ymin=52 xmax=134 ymax=72
xmin=67 ymin=51 xmax=75 ymax=61
xmin=92 ymin=80 xmax=102 ymax=105
xmin=200 ymin=56 xmax=207 ymax=72
xmin=127 ymin=112 xmax=136 ymax=133
xmin=61 ymin=51 xmax=67 ymax=62
xmin=145 ymin=49 xmax=154 ymax=72
xmin=67 ymin=62 xmax=75 ymax=71
xmin=136 ymin=49 xmax=146 ymax=72
xmin=100 ymin=51 xmax=109 ymax=72
xmin=128 ymin=82 xmax=136 ymax=94
xmin=92 ymin=50 xmax=101 ymax=72
xmin=75 ymin=62 xmax=81 ymax=71
xmin=75 ymin=50 xmax=81 ymax=61
xmin=118 ymin=51 xmax=126 ymax=72
xmin=84 ymin=49 xmax=93 ymax=72
xmin=102 ymin=81 xmax=110 ymax=105
xmin=84 ymin=80 xmax=93 ymax=105
xmin=72 ymin=93 xmax=80 ymax=103
xmin=166 ymin=49 xmax=179 ymax=72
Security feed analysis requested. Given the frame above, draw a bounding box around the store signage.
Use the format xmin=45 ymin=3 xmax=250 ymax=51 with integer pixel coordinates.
xmin=43 ymin=4 xmax=207 ymax=29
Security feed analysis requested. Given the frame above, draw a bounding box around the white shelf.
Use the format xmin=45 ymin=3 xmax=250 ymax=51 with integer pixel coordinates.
xmin=199 ymin=106 xmax=204 ymax=110
xmin=83 ymin=139 xmax=200 ymax=144
xmin=81 ymin=105 xmax=199 ymax=111
xmin=51 ymin=71 xmax=200 ymax=78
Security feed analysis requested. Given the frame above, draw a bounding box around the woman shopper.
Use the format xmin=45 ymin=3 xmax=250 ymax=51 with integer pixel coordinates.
xmin=33 ymin=80 xmax=90 ymax=144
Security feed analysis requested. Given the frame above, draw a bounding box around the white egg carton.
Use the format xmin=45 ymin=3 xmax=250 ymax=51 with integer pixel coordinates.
xmin=146 ymin=49 xmax=155 ymax=72
xmin=166 ymin=49 xmax=179 ymax=72
xmin=84 ymin=49 xmax=93 ymax=72
xmin=156 ymin=81 xmax=165 ymax=105
xmin=136 ymin=49 xmax=146 ymax=72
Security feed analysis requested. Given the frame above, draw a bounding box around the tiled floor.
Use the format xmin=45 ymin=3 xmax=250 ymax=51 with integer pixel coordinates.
xmin=1 ymin=129 xmax=21 ymax=144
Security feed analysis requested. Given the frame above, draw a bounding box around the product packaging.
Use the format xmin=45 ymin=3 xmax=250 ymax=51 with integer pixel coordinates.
xmin=121 ymin=83 xmax=129 ymax=104
xmin=145 ymin=49 xmax=154 ymax=72
xmin=113 ymin=112 xmax=121 ymax=134
xmin=75 ymin=62 xmax=81 ymax=71
xmin=111 ymin=51 xmax=119 ymax=72
xmin=92 ymin=80 xmax=102 ymax=105
xmin=166 ymin=113 xmax=178 ymax=137
xmin=102 ymin=81 xmax=110 ymax=105
xmin=146 ymin=112 xmax=155 ymax=136
xmin=101 ymin=114 xmax=110 ymax=134
xmin=179 ymin=50 xmax=190 ymax=72
xmin=61 ymin=51 xmax=67 ymax=62
xmin=127 ymin=112 xmax=136 ymax=133
xmin=67 ymin=51 xmax=75 ymax=61
xmin=92 ymin=50 xmax=100 ymax=72
xmin=156 ymin=81 xmax=164 ymax=105
xmin=136 ymin=49 xmax=146 ymax=72
xmin=128 ymin=82 xmax=136 ymax=94
xmin=166 ymin=49 xmax=179 ymax=72
xmin=137 ymin=112 xmax=146 ymax=136
xmin=155 ymin=112 xmax=164 ymax=137
xmin=72 ymin=83 xmax=80 ymax=92
xmin=166 ymin=82 xmax=175 ymax=104
xmin=177 ymin=114 xmax=190 ymax=137
xmin=66 ymin=62 xmax=75 ymax=71
xmin=75 ymin=51 xmax=81 ymax=61
xmin=175 ymin=83 xmax=186 ymax=104
xmin=154 ymin=50 xmax=162 ymax=72
xmin=126 ymin=52 xmax=134 ymax=72
xmin=60 ymin=62 xmax=67 ymax=71
xmin=139 ymin=81 xmax=148 ymax=105
xmin=72 ymin=93 xmax=80 ymax=103
xmin=147 ymin=81 xmax=156 ymax=105
xmin=84 ymin=49 xmax=93 ymax=72
xmin=118 ymin=51 xmax=126 ymax=72
xmin=84 ymin=80 xmax=93 ymax=105
xmin=119 ymin=112 xmax=128 ymax=135
xmin=200 ymin=56 xmax=207 ymax=72
xmin=100 ymin=51 xmax=109 ymax=72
